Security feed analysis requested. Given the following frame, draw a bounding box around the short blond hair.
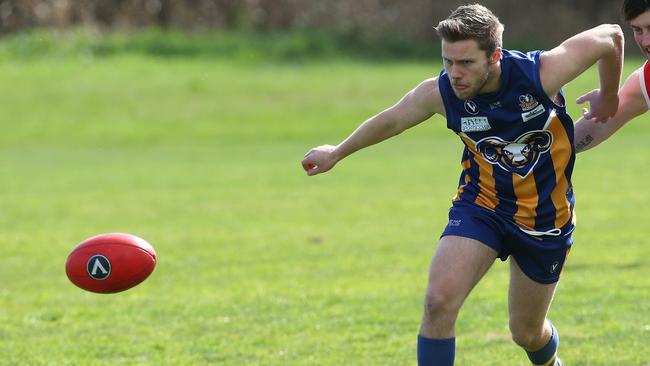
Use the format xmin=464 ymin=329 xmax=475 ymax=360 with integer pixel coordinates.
xmin=435 ymin=4 xmax=504 ymax=57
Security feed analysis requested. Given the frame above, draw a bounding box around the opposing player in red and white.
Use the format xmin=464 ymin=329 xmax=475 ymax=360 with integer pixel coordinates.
xmin=574 ymin=0 xmax=650 ymax=151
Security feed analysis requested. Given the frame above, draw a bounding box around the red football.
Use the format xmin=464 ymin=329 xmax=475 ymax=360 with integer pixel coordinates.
xmin=65 ymin=233 xmax=157 ymax=293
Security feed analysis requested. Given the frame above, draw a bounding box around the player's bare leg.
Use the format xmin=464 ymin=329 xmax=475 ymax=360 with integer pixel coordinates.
xmin=417 ymin=235 xmax=497 ymax=365
xmin=508 ymin=258 xmax=561 ymax=365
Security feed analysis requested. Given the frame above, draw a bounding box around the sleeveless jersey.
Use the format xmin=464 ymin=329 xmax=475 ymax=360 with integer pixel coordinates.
xmin=438 ymin=49 xmax=576 ymax=232
xmin=639 ymin=61 xmax=650 ymax=108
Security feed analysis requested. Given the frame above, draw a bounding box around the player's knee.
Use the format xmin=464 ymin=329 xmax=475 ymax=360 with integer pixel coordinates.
xmin=423 ymin=287 xmax=460 ymax=319
xmin=509 ymin=321 xmax=543 ymax=349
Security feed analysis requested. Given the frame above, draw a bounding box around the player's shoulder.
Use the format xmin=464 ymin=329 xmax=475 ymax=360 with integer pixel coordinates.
xmin=625 ymin=62 xmax=647 ymax=94
xmin=503 ymin=49 xmax=542 ymax=79
xmin=417 ymin=76 xmax=440 ymax=94
xmin=502 ymin=49 xmax=541 ymax=66
xmin=412 ymin=77 xmax=445 ymax=115
xmin=504 ymin=48 xmax=539 ymax=60
xmin=625 ymin=62 xmax=650 ymax=109
xmin=637 ymin=60 xmax=650 ymax=83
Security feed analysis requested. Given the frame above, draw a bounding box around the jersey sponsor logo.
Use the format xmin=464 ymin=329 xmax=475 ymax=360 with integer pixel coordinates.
xmin=464 ymin=100 xmax=479 ymax=115
xmin=521 ymin=104 xmax=546 ymax=122
xmin=475 ymin=130 xmax=553 ymax=178
xmin=518 ymin=94 xmax=539 ymax=111
xmin=461 ymin=117 xmax=491 ymax=132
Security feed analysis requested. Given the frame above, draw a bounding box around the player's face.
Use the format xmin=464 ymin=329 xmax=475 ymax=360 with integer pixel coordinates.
xmin=630 ymin=10 xmax=650 ymax=60
xmin=441 ymin=39 xmax=500 ymax=100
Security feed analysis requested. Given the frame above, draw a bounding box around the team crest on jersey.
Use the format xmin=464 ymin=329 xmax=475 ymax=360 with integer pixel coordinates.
xmin=518 ymin=94 xmax=539 ymax=111
xmin=475 ymin=130 xmax=553 ymax=178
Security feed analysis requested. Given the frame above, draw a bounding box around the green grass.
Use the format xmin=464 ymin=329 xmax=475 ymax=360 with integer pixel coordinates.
xmin=0 ymin=50 xmax=649 ymax=365
xmin=0 ymin=29 xmax=442 ymax=62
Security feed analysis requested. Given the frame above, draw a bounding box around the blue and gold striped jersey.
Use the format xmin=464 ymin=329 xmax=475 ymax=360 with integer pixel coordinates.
xmin=439 ymin=49 xmax=575 ymax=232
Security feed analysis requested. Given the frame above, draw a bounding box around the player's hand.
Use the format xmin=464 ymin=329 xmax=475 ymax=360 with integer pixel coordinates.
xmin=301 ymin=145 xmax=338 ymax=176
xmin=576 ymin=88 xmax=619 ymax=123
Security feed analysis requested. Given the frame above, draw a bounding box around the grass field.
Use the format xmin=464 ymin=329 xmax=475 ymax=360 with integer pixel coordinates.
xmin=0 ymin=48 xmax=648 ymax=365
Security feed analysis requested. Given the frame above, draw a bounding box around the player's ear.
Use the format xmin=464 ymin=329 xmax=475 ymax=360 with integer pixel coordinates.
xmin=489 ymin=48 xmax=501 ymax=65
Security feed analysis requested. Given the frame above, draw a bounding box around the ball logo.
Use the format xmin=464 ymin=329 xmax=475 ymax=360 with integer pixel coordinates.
xmin=87 ymin=254 xmax=111 ymax=280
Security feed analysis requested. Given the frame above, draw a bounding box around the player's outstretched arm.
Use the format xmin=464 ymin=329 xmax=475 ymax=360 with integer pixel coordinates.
xmin=301 ymin=77 xmax=443 ymax=176
xmin=539 ymin=24 xmax=624 ymax=122
xmin=574 ymin=68 xmax=649 ymax=153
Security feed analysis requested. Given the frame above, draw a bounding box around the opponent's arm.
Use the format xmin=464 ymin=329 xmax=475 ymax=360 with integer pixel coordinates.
xmin=301 ymin=77 xmax=443 ymax=176
xmin=574 ymin=68 xmax=649 ymax=153
xmin=539 ymin=24 xmax=624 ymax=122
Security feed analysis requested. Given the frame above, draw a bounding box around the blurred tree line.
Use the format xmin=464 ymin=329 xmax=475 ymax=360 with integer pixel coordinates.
xmin=0 ymin=0 xmax=627 ymax=49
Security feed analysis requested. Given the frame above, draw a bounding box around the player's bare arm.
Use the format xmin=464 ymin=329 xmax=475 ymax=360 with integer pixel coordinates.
xmin=574 ymin=68 xmax=649 ymax=153
xmin=301 ymin=77 xmax=444 ymax=176
xmin=539 ymin=24 xmax=624 ymax=122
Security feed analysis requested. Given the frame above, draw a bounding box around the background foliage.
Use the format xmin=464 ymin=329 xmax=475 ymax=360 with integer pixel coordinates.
xmin=0 ymin=0 xmax=630 ymax=51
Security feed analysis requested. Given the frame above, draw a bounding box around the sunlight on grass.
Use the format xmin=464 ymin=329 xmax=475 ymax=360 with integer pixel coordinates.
xmin=0 ymin=51 xmax=647 ymax=365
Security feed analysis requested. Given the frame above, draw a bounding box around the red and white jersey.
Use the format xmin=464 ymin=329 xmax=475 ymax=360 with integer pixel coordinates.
xmin=640 ymin=61 xmax=650 ymax=108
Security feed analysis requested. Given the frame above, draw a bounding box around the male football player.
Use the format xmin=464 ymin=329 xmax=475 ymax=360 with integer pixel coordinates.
xmin=302 ymin=4 xmax=623 ymax=365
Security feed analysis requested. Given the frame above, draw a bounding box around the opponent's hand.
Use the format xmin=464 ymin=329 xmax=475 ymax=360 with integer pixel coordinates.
xmin=301 ymin=145 xmax=338 ymax=176
xmin=576 ymin=88 xmax=619 ymax=123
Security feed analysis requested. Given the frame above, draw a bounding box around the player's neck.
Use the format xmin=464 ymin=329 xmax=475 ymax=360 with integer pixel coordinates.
xmin=478 ymin=61 xmax=502 ymax=95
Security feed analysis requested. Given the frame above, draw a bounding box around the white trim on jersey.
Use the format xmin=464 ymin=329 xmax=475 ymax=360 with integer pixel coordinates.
xmin=542 ymin=110 xmax=557 ymax=130
xmin=639 ymin=62 xmax=650 ymax=109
